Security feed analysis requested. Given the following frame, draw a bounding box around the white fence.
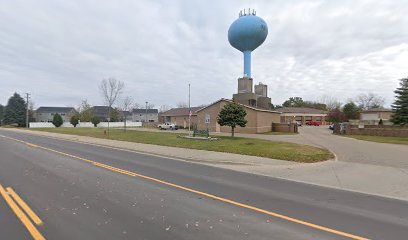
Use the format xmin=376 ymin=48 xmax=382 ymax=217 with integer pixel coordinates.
xmin=29 ymin=121 xmax=142 ymax=128
xmin=97 ymin=122 xmax=142 ymax=128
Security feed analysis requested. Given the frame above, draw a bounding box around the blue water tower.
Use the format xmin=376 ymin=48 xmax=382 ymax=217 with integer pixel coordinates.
xmin=228 ymin=9 xmax=268 ymax=78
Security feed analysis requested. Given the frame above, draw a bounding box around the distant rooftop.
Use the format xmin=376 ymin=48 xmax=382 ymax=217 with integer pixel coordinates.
xmin=362 ymin=108 xmax=392 ymax=112
xmin=276 ymin=107 xmax=327 ymax=114
xmin=161 ymin=107 xmax=201 ymax=116
xmin=36 ymin=107 xmax=76 ymax=113
xmin=132 ymin=109 xmax=158 ymax=114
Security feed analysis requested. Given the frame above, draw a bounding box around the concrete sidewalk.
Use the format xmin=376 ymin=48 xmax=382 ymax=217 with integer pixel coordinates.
xmin=3 ymin=128 xmax=408 ymax=201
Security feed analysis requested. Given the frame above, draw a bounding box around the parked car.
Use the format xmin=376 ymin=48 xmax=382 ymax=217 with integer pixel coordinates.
xmin=295 ymin=121 xmax=302 ymax=126
xmin=329 ymin=124 xmax=334 ymax=130
xmin=158 ymin=122 xmax=178 ymax=130
xmin=306 ymin=121 xmax=321 ymax=126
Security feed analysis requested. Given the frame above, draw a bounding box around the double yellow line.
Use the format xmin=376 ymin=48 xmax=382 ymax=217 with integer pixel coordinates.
xmin=0 ymin=184 xmax=45 ymax=240
xmin=0 ymin=134 xmax=370 ymax=240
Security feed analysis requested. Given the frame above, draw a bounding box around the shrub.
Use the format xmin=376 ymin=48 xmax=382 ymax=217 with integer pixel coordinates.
xmin=52 ymin=113 xmax=63 ymax=127
xmin=91 ymin=116 xmax=100 ymax=127
xmin=70 ymin=115 xmax=79 ymax=127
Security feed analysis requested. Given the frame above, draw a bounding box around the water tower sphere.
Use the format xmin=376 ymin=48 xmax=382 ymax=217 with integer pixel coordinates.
xmin=228 ymin=11 xmax=268 ymax=77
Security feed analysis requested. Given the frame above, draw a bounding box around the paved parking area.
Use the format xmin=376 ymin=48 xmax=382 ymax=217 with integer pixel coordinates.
xmin=213 ymin=126 xmax=408 ymax=169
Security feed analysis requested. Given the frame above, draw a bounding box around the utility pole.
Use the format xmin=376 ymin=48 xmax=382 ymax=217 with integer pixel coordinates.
xmin=145 ymin=101 xmax=148 ymax=127
xmin=25 ymin=93 xmax=30 ymax=128
xmin=188 ymin=84 xmax=191 ymax=136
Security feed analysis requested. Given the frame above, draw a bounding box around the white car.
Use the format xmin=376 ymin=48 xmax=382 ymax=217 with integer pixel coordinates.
xmin=158 ymin=122 xmax=178 ymax=130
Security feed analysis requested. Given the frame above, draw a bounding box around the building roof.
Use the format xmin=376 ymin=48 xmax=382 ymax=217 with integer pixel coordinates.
xmin=91 ymin=106 xmax=113 ymax=115
xmin=161 ymin=107 xmax=201 ymax=116
xmin=132 ymin=109 xmax=159 ymax=114
xmin=362 ymin=108 xmax=393 ymax=113
xmin=122 ymin=110 xmax=132 ymax=116
xmin=36 ymin=107 xmax=76 ymax=113
xmin=276 ymin=107 xmax=327 ymax=114
xmin=196 ymin=98 xmax=281 ymax=113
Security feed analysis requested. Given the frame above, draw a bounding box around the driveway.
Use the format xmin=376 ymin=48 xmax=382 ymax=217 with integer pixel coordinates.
xmin=213 ymin=126 xmax=408 ymax=169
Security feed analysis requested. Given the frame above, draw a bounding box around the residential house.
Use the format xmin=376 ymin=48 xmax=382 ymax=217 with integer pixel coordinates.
xmin=360 ymin=108 xmax=393 ymax=125
xmin=132 ymin=109 xmax=159 ymax=122
xmin=91 ymin=106 xmax=114 ymax=122
xmin=35 ymin=107 xmax=77 ymax=122
xmin=159 ymin=107 xmax=201 ymax=128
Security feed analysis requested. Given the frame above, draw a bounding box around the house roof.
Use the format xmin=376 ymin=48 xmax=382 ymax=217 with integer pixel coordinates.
xmin=36 ymin=107 xmax=76 ymax=113
xmin=132 ymin=109 xmax=159 ymax=114
xmin=362 ymin=108 xmax=392 ymax=113
xmin=91 ymin=106 xmax=113 ymax=115
xmin=276 ymin=107 xmax=327 ymax=114
xmin=161 ymin=107 xmax=201 ymax=116
xmin=122 ymin=110 xmax=132 ymax=116
xmin=196 ymin=98 xmax=281 ymax=113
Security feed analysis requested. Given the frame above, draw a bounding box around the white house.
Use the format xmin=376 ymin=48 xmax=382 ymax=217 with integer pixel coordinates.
xmin=132 ymin=109 xmax=159 ymax=122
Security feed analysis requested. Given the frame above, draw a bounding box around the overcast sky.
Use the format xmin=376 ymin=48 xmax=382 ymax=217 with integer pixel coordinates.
xmin=0 ymin=0 xmax=407 ymax=109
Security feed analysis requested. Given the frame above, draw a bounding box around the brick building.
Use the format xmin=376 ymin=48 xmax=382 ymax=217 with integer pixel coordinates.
xmin=277 ymin=107 xmax=328 ymax=125
xmin=196 ymin=99 xmax=281 ymax=134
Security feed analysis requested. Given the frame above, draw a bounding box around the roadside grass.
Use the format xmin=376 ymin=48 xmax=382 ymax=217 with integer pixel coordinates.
xmin=262 ymin=131 xmax=298 ymax=135
xmin=32 ymin=128 xmax=333 ymax=162
xmin=344 ymin=135 xmax=408 ymax=145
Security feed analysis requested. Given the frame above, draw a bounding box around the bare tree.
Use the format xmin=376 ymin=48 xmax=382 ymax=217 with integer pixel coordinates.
xmin=99 ymin=78 xmax=124 ymax=136
xmin=133 ymin=103 xmax=141 ymax=109
xmin=120 ymin=96 xmax=133 ymax=132
xmin=77 ymin=99 xmax=93 ymax=122
xmin=356 ymin=93 xmax=385 ymax=110
xmin=176 ymin=102 xmax=188 ymax=108
xmin=159 ymin=105 xmax=171 ymax=113
xmin=319 ymin=95 xmax=342 ymax=111
xmin=147 ymin=103 xmax=155 ymax=109
xmin=28 ymin=101 xmax=36 ymax=122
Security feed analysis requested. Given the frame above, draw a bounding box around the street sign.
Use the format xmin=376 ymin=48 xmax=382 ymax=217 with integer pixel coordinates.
xmin=205 ymin=114 xmax=210 ymax=124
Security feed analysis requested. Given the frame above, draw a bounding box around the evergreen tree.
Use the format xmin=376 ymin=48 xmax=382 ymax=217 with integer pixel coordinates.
xmin=282 ymin=97 xmax=304 ymax=107
xmin=52 ymin=113 xmax=63 ymax=127
xmin=3 ymin=93 xmax=27 ymax=127
xmin=217 ymin=103 xmax=247 ymax=137
xmin=342 ymin=101 xmax=360 ymax=120
xmin=0 ymin=104 xmax=4 ymax=125
xmin=70 ymin=114 xmax=80 ymax=127
xmin=391 ymin=77 xmax=408 ymax=125
xmin=91 ymin=116 xmax=100 ymax=127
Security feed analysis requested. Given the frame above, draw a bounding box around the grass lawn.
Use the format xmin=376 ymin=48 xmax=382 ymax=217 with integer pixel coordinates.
xmin=31 ymin=128 xmax=333 ymax=163
xmin=345 ymin=135 xmax=408 ymax=145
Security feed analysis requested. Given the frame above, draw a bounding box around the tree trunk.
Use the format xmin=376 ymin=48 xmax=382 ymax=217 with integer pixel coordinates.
xmin=107 ymin=107 xmax=111 ymax=138
xmin=231 ymin=126 xmax=235 ymax=137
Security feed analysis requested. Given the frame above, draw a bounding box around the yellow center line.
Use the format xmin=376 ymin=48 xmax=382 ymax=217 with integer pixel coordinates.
xmin=7 ymin=187 xmax=43 ymax=226
xmin=0 ymin=134 xmax=370 ymax=240
xmin=0 ymin=184 xmax=45 ymax=240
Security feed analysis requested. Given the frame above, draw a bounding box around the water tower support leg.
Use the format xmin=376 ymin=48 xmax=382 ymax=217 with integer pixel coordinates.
xmin=243 ymin=51 xmax=251 ymax=77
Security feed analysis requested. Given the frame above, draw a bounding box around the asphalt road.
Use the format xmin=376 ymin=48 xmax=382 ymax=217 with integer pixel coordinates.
xmin=1 ymin=129 xmax=408 ymax=240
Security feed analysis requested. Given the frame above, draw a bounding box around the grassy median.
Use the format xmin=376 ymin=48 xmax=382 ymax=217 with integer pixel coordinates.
xmin=344 ymin=135 xmax=408 ymax=145
xmin=32 ymin=128 xmax=333 ymax=162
